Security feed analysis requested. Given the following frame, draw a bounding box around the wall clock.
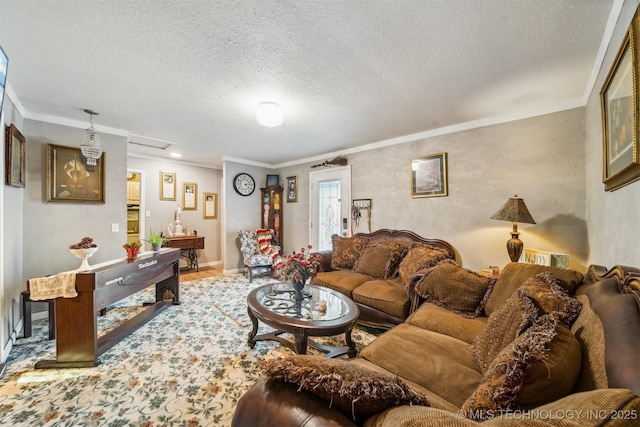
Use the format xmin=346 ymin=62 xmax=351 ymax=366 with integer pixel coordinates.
xmin=233 ymin=173 xmax=255 ymax=196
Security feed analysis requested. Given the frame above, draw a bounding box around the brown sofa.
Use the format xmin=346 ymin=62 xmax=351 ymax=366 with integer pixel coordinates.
xmin=232 ymin=262 xmax=640 ymax=427
xmin=310 ymin=229 xmax=456 ymax=329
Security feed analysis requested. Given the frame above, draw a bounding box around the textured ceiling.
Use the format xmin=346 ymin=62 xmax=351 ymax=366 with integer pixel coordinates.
xmin=0 ymin=0 xmax=616 ymax=168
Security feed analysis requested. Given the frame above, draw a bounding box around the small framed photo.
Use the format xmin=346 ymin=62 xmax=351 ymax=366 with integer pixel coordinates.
xmin=266 ymin=174 xmax=280 ymax=187
xmin=5 ymin=124 xmax=25 ymax=188
xmin=160 ymin=171 xmax=176 ymax=200
xmin=46 ymin=143 xmax=105 ymax=203
xmin=286 ymin=176 xmax=298 ymax=202
xmin=600 ymin=9 xmax=640 ymax=191
xmin=410 ymin=152 xmax=448 ymax=198
xmin=182 ymin=182 xmax=197 ymax=210
xmin=203 ymin=192 xmax=217 ymax=219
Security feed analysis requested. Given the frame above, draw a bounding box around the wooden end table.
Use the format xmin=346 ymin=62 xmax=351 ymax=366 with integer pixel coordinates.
xmin=247 ymin=283 xmax=359 ymax=358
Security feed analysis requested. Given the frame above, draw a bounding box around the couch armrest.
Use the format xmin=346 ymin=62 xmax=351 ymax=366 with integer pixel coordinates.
xmin=232 ymin=378 xmax=357 ymax=427
xmin=407 ymin=268 xmax=429 ymax=314
xmin=313 ymin=250 xmax=333 ymax=272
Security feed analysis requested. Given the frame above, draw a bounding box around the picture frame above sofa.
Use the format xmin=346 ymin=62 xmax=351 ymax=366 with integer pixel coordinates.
xmin=410 ymin=152 xmax=448 ymax=198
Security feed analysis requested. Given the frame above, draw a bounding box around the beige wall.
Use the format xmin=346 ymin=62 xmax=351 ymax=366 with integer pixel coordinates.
xmin=585 ymin=0 xmax=640 ymax=267
xmin=1 ymin=97 xmax=25 ymax=348
xmin=279 ymin=108 xmax=587 ymax=273
xmin=126 ymin=156 xmax=223 ymax=266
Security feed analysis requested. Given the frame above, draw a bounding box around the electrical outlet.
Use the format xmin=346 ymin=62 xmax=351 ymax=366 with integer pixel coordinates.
xmin=111 ymin=223 xmax=119 ymax=232
xmin=146 ymin=210 xmax=151 ymax=218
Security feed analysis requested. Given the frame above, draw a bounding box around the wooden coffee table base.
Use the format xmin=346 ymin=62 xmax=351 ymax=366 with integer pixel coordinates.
xmin=247 ymin=308 xmax=357 ymax=358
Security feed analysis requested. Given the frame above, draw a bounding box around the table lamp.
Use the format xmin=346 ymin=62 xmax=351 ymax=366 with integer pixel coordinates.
xmin=490 ymin=195 xmax=536 ymax=262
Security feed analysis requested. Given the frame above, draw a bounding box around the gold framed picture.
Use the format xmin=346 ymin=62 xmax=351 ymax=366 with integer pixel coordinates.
xmin=183 ymin=182 xmax=197 ymax=210
xmin=160 ymin=171 xmax=176 ymax=200
xmin=5 ymin=124 xmax=25 ymax=188
xmin=410 ymin=152 xmax=448 ymax=198
xmin=203 ymin=192 xmax=217 ymax=219
xmin=46 ymin=143 xmax=105 ymax=203
xmin=601 ymin=7 xmax=640 ymax=191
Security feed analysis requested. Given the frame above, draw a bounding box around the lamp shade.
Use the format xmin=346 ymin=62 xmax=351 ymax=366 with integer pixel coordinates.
xmin=256 ymin=102 xmax=283 ymax=127
xmin=490 ymin=195 xmax=536 ymax=224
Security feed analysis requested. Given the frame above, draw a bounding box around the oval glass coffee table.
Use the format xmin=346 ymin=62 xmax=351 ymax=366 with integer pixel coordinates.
xmin=247 ymin=282 xmax=359 ymax=358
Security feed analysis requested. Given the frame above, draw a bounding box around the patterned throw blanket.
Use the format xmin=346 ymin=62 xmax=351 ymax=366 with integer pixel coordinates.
xmin=28 ymin=272 xmax=77 ymax=300
xmin=256 ymin=228 xmax=283 ymax=266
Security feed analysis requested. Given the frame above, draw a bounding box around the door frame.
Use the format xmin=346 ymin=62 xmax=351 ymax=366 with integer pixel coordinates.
xmin=308 ymin=165 xmax=352 ymax=250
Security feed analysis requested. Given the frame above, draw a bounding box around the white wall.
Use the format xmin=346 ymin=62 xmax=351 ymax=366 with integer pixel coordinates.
xmin=126 ymin=156 xmax=222 ymax=265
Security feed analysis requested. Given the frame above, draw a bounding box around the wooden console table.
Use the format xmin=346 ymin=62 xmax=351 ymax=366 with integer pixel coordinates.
xmin=32 ymin=248 xmax=180 ymax=369
xmin=163 ymin=235 xmax=205 ymax=271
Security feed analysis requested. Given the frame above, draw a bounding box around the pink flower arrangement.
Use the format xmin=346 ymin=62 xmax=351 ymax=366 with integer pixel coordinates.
xmin=275 ymin=245 xmax=322 ymax=284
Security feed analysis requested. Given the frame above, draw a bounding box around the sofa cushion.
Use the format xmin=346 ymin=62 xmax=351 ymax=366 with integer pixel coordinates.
xmin=330 ymin=235 xmax=370 ymax=270
xmin=463 ymin=314 xmax=582 ymax=419
xmin=263 ymin=354 xmax=430 ymax=423
xmin=352 ymin=277 xmax=410 ymax=319
xmin=484 ymin=262 xmax=583 ymax=316
xmin=353 ymin=240 xmax=408 ymax=279
xmin=407 ymin=302 xmax=488 ymax=344
xmin=361 ymin=323 xmax=482 ymax=408
xmin=414 ymin=260 xmax=495 ymax=318
xmin=311 ymin=270 xmax=371 ymax=298
xmin=518 ymin=272 xmax=582 ymax=327
xmin=397 ymin=243 xmax=450 ymax=286
xmin=471 ymin=291 xmax=538 ymax=373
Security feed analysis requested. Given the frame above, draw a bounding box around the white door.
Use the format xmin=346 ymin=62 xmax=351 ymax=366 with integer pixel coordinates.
xmin=309 ymin=166 xmax=351 ymax=251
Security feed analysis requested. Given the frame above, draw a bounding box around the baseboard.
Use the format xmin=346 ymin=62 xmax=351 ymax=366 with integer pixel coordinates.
xmin=2 ymin=318 xmax=21 ymax=365
xmin=199 ymin=260 xmax=222 ymax=268
xmin=224 ymin=268 xmax=242 ymax=275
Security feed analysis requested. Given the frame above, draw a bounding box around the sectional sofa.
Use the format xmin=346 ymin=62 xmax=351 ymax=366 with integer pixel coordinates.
xmin=232 ymin=260 xmax=640 ymax=426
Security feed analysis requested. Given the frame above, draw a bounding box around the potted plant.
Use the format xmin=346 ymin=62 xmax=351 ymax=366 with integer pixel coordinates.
xmin=123 ymin=241 xmax=142 ymax=259
xmin=146 ymin=229 xmax=165 ymax=252
xmin=275 ymin=246 xmax=322 ymax=298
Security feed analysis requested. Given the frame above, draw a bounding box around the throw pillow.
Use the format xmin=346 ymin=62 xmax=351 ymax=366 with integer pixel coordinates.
xmin=263 ymin=355 xmax=430 ymax=422
xmin=471 ymin=291 xmax=538 ymax=373
xmin=256 ymin=228 xmax=282 ymax=265
xmin=413 ymin=259 xmax=495 ymax=318
xmin=462 ymin=314 xmax=582 ymax=420
xmin=484 ymin=262 xmax=584 ymax=316
xmin=518 ymin=272 xmax=582 ymax=327
xmin=353 ymin=240 xmax=408 ymax=280
xmin=330 ymin=235 xmax=370 ymax=270
xmin=397 ymin=243 xmax=451 ymax=286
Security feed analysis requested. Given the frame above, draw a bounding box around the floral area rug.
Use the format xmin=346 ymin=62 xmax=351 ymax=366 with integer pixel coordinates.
xmin=0 ymin=274 xmax=380 ymax=426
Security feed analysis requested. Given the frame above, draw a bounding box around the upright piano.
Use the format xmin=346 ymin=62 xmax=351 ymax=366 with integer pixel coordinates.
xmin=34 ymin=248 xmax=180 ymax=369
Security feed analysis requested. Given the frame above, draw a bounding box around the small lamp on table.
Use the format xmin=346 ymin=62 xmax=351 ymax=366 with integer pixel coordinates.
xmin=490 ymin=195 xmax=536 ymax=263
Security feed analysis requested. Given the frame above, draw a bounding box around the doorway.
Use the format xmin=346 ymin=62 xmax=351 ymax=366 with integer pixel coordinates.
xmin=309 ymin=165 xmax=351 ymax=251
xmin=126 ymin=169 xmax=145 ymax=243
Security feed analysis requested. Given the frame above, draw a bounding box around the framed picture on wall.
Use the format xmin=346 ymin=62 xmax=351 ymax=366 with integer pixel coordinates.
xmin=160 ymin=171 xmax=176 ymax=200
xmin=5 ymin=124 xmax=25 ymax=188
xmin=286 ymin=176 xmax=297 ymax=202
xmin=46 ymin=143 xmax=105 ymax=203
xmin=203 ymin=192 xmax=217 ymax=219
xmin=183 ymin=182 xmax=197 ymax=210
xmin=410 ymin=152 xmax=448 ymax=198
xmin=600 ymin=8 xmax=640 ymax=191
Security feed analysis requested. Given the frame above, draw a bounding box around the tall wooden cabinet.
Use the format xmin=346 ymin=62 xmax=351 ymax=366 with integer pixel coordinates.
xmin=261 ymin=187 xmax=283 ymax=250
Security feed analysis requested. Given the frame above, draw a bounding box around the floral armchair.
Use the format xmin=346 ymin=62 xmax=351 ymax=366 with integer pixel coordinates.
xmin=238 ymin=229 xmax=281 ymax=282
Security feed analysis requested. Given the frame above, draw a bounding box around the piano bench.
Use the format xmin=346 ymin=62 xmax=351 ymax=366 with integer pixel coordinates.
xmin=21 ymin=291 xmax=55 ymax=340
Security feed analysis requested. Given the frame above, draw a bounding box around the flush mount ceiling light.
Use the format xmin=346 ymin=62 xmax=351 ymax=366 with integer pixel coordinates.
xmin=256 ymin=102 xmax=283 ymax=127
xmin=80 ymin=109 xmax=102 ymax=166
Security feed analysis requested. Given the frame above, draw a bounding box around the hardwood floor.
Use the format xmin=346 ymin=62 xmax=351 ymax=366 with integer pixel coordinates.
xmin=179 ymin=264 xmax=225 ymax=282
